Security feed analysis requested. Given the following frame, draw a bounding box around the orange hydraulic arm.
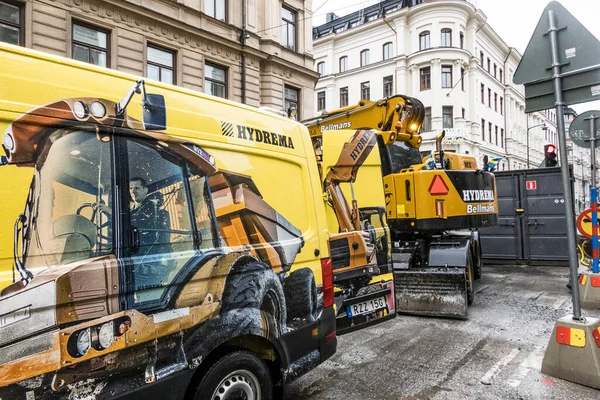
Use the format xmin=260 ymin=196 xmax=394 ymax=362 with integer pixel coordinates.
xmin=323 ymin=129 xmax=377 ymax=232
xmin=305 ymin=94 xmax=426 ymax=232
xmin=304 ymin=94 xmax=426 ymax=150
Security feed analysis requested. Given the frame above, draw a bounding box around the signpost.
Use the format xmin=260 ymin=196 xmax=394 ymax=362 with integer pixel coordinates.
xmin=570 ymin=111 xmax=599 ymax=273
xmin=514 ymin=0 xmax=582 ymax=319
xmin=515 ymin=1 xmax=600 ymax=388
xmin=514 ymin=2 xmax=600 ymax=113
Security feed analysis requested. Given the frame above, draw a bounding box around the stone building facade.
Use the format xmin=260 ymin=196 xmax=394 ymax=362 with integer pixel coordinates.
xmin=0 ymin=0 xmax=318 ymax=119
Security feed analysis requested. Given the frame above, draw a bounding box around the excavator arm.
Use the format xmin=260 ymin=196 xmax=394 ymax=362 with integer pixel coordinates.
xmin=305 ymin=94 xmax=426 ymax=149
xmin=304 ymin=94 xmax=427 ymax=266
xmin=324 ymin=128 xmax=377 ymax=232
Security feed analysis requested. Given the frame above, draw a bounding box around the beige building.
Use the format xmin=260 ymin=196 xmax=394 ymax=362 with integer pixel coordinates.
xmin=0 ymin=0 xmax=318 ymax=119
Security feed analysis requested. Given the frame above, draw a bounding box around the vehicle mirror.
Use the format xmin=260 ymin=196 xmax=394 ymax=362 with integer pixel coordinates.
xmin=287 ymin=107 xmax=297 ymax=120
xmin=142 ymin=94 xmax=167 ymax=131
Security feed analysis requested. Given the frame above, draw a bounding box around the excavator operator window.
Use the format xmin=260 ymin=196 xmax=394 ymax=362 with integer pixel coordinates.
xmin=26 ymin=129 xmax=114 ymax=271
xmin=384 ymin=141 xmax=423 ymax=174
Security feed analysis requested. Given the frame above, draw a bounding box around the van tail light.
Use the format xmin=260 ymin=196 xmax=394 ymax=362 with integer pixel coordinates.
xmin=321 ymin=257 xmax=334 ymax=308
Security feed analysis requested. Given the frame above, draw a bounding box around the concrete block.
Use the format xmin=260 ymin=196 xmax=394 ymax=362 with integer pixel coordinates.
xmin=579 ymin=271 xmax=600 ymax=309
xmin=541 ymin=315 xmax=600 ymax=389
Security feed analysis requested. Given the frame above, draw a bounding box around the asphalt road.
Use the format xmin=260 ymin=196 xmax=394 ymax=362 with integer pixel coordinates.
xmin=286 ymin=265 xmax=600 ymax=400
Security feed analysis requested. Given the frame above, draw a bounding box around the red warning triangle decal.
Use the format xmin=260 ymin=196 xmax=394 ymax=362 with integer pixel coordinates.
xmin=429 ymin=175 xmax=449 ymax=196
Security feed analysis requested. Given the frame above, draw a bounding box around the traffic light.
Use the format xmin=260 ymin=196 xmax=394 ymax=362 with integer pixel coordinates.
xmin=544 ymin=144 xmax=558 ymax=167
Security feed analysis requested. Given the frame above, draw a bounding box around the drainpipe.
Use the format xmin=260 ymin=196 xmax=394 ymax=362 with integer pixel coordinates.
xmin=239 ymin=0 xmax=247 ymax=104
xmin=502 ymin=47 xmax=513 ymax=169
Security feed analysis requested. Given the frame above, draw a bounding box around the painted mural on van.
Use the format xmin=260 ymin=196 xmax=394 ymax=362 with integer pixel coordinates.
xmin=0 ymin=63 xmax=335 ymax=399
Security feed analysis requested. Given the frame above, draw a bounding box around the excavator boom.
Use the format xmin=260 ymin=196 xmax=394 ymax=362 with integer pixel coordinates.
xmin=305 ymin=95 xmax=425 ymax=150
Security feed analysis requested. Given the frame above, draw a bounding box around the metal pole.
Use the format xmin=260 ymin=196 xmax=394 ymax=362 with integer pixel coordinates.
xmin=548 ymin=9 xmax=582 ymax=319
xmin=589 ymin=115 xmax=598 ymax=273
xmin=527 ymin=117 xmax=530 ymax=169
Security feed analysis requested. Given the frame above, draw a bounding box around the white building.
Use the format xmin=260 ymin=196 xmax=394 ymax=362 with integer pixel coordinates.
xmin=311 ymin=0 xmax=557 ymax=171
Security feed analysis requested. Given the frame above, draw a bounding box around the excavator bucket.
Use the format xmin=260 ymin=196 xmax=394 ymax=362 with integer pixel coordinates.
xmin=393 ymin=267 xmax=468 ymax=319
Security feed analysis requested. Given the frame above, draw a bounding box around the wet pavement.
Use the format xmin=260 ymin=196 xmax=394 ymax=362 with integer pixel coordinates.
xmin=286 ymin=265 xmax=600 ymax=399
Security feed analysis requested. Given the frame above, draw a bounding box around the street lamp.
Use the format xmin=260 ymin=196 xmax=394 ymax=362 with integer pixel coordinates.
xmin=526 ymin=121 xmax=548 ymax=169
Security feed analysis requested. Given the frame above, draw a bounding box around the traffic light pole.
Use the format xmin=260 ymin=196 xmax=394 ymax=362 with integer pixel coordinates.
xmin=548 ymin=9 xmax=582 ymax=319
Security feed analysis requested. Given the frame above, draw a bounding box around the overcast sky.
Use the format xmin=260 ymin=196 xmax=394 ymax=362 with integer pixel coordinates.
xmin=311 ymin=0 xmax=600 ymax=114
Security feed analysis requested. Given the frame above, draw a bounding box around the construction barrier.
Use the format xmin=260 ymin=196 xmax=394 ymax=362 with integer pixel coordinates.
xmin=541 ymin=316 xmax=600 ymax=389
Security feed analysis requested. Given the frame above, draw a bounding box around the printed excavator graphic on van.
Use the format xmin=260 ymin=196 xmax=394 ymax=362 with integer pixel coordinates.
xmin=0 ymin=65 xmax=335 ymax=399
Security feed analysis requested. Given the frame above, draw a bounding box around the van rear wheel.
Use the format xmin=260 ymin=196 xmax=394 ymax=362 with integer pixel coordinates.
xmin=193 ymin=351 xmax=272 ymax=400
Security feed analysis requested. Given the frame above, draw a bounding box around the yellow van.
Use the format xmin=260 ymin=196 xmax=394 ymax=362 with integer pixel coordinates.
xmin=0 ymin=43 xmax=335 ymax=400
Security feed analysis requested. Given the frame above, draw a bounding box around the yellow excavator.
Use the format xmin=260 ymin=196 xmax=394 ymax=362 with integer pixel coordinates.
xmin=304 ymin=95 xmax=498 ymax=319
xmin=319 ymin=128 xmax=397 ymax=333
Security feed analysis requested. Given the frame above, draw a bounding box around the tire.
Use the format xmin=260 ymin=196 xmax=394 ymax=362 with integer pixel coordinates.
xmin=466 ymin=249 xmax=474 ymax=306
xmin=283 ymin=268 xmax=318 ymax=325
xmin=356 ymin=283 xmax=382 ymax=296
xmin=193 ymin=351 xmax=273 ymax=400
xmin=473 ymin=240 xmax=482 ymax=280
xmin=221 ymin=262 xmax=287 ymax=338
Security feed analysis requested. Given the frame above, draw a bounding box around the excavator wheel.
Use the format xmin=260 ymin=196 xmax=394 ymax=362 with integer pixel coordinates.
xmin=283 ymin=268 xmax=319 ymax=326
xmin=221 ymin=262 xmax=287 ymax=337
xmin=466 ymin=249 xmax=474 ymax=306
xmin=471 ymin=233 xmax=483 ymax=280
xmin=473 ymin=241 xmax=482 ymax=280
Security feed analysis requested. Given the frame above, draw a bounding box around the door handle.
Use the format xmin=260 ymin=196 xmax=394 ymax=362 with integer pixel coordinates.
xmin=131 ymin=227 xmax=140 ymax=254
xmin=527 ymin=221 xmax=545 ymax=227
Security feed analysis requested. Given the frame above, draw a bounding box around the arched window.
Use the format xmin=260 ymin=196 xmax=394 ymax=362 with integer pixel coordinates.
xmin=360 ymin=49 xmax=370 ymax=66
xmin=339 ymin=56 xmax=348 ymax=72
xmin=441 ymin=28 xmax=452 ymax=47
xmin=419 ymin=31 xmax=430 ymax=50
xmin=382 ymin=42 xmax=393 ymax=60
xmin=317 ymin=61 xmax=325 ymax=76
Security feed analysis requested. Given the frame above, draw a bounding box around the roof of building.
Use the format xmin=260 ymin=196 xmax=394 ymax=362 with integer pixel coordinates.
xmin=564 ymin=106 xmax=577 ymax=116
xmin=313 ymin=0 xmax=407 ymax=39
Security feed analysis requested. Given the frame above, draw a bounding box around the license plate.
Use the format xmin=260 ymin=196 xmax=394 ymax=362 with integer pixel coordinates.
xmin=346 ymin=296 xmax=386 ymax=318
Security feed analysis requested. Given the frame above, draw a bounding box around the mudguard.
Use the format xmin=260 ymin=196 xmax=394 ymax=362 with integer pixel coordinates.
xmin=428 ymin=238 xmax=471 ymax=267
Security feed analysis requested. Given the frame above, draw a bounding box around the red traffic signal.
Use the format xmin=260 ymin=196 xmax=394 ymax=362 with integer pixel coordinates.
xmin=544 ymin=144 xmax=558 ymax=167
